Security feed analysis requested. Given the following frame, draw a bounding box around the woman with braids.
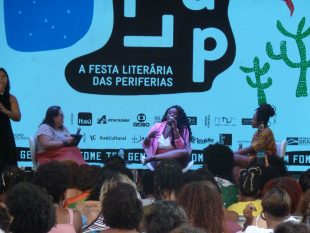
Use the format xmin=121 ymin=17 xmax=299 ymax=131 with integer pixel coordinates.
xmin=234 ymin=104 xmax=277 ymax=168
xmin=142 ymin=105 xmax=193 ymax=169
xmin=227 ymin=167 xmax=263 ymax=217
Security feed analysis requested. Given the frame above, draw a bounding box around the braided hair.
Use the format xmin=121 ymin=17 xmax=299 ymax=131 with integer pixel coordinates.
xmin=239 ymin=167 xmax=262 ymax=197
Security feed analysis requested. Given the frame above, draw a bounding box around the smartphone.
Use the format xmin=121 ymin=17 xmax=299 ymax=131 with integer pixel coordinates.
xmin=256 ymin=150 xmax=265 ymax=166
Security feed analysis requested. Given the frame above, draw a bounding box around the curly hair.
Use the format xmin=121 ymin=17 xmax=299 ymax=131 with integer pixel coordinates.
xmin=255 ymin=104 xmax=276 ymax=126
xmin=299 ymin=168 xmax=310 ymax=192
xmin=32 ymin=161 xmax=70 ymax=204
xmin=239 ymin=166 xmax=263 ymax=197
xmin=5 ymin=182 xmax=56 ymax=233
xmin=75 ymin=165 xmax=101 ymax=191
xmin=145 ymin=200 xmax=187 ymax=233
xmin=161 ymin=105 xmax=193 ymax=143
xmin=0 ymin=201 xmax=11 ymax=233
xmin=262 ymin=176 xmax=303 ymax=213
xmin=203 ymin=143 xmax=235 ymax=181
xmin=102 ymin=183 xmax=142 ymax=230
xmin=177 ymin=181 xmax=224 ymax=233
xmin=154 ymin=159 xmax=183 ymax=200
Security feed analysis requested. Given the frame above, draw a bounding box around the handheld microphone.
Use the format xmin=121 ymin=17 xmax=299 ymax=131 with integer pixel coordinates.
xmin=76 ymin=127 xmax=81 ymax=135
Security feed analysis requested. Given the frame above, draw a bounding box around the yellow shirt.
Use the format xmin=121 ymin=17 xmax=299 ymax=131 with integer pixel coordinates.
xmin=227 ymin=199 xmax=262 ymax=217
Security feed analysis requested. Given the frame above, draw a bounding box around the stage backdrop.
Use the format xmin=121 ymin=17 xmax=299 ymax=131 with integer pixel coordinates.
xmin=1 ymin=0 xmax=309 ymax=171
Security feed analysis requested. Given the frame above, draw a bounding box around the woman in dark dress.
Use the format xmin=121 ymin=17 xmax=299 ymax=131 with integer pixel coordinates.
xmin=0 ymin=68 xmax=21 ymax=166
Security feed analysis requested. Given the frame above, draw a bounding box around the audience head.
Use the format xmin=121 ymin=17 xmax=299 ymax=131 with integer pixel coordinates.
xmin=274 ymin=221 xmax=310 ymax=233
xmin=169 ymin=224 xmax=205 ymax=233
xmin=145 ymin=200 xmax=187 ymax=233
xmin=5 ymin=182 xmax=56 ymax=233
xmin=252 ymin=103 xmax=276 ymax=128
xmin=262 ymin=176 xmax=303 ymax=213
xmin=297 ymin=189 xmax=310 ymax=217
xmin=262 ymin=188 xmax=292 ymax=220
xmin=0 ymin=165 xmax=24 ymax=194
xmin=0 ymin=68 xmax=10 ymax=95
xmin=99 ymin=171 xmax=139 ymax=203
xmin=299 ymin=169 xmax=310 ymax=193
xmin=0 ymin=200 xmax=11 ymax=233
xmin=154 ymin=159 xmax=183 ymax=200
xmin=32 ymin=161 xmax=70 ymax=204
xmin=239 ymin=166 xmax=263 ymax=197
xmin=177 ymin=181 xmax=224 ymax=233
xmin=141 ymin=170 xmax=154 ymax=198
xmin=75 ymin=164 xmax=101 ymax=191
xmin=40 ymin=105 xmax=63 ymax=129
xmin=101 ymin=183 xmax=142 ymax=231
xmin=203 ymin=143 xmax=234 ymax=181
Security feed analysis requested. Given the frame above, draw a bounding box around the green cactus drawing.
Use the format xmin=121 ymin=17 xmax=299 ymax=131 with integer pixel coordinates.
xmin=240 ymin=57 xmax=272 ymax=105
xmin=266 ymin=17 xmax=310 ymax=97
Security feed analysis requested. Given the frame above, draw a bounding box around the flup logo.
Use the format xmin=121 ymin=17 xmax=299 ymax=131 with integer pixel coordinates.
xmin=65 ymin=0 xmax=235 ymax=95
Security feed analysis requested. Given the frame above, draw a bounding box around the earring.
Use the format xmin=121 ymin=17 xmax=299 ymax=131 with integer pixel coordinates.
xmin=260 ymin=212 xmax=266 ymax=221
xmin=258 ymin=124 xmax=265 ymax=130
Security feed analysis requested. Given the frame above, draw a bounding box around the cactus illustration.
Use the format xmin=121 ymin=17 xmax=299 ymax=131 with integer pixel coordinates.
xmin=240 ymin=57 xmax=272 ymax=105
xmin=266 ymin=17 xmax=310 ymax=97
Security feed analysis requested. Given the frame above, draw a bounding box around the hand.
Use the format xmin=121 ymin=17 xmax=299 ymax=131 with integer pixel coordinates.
xmin=64 ymin=136 xmax=75 ymax=146
xmin=147 ymin=130 xmax=158 ymax=140
xmin=0 ymin=102 xmax=9 ymax=115
xmin=243 ymin=203 xmax=256 ymax=225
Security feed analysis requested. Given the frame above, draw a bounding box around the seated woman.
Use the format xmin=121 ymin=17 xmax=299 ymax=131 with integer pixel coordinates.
xmin=36 ymin=106 xmax=86 ymax=165
xmin=234 ymin=104 xmax=277 ymax=167
xmin=142 ymin=105 xmax=193 ymax=169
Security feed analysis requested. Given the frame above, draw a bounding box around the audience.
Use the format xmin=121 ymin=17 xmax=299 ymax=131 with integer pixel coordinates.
xmin=0 ymin=200 xmax=11 ymax=233
xmin=32 ymin=161 xmax=82 ymax=233
xmin=144 ymin=200 xmax=187 ymax=233
xmin=274 ymin=221 xmax=310 ymax=233
xmin=5 ymin=182 xmax=56 ymax=233
xmin=101 ymin=183 xmax=143 ymax=233
xmin=203 ymin=143 xmax=238 ymax=208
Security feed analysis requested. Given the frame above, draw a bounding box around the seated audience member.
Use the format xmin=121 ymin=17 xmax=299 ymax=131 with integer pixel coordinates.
xmin=144 ymin=200 xmax=187 ymax=233
xmin=203 ymin=143 xmax=238 ymax=208
xmin=297 ymin=189 xmax=310 ymax=222
xmin=252 ymin=176 xmax=303 ymax=228
xmin=0 ymin=200 xmax=11 ymax=233
xmin=242 ymin=188 xmax=298 ymax=233
xmin=36 ymin=106 xmax=86 ymax=165
xmin=32 ymin=161 xmax=82 ymax=233
xmin=101 ymin=155 xmax=134 ymax=181
xmin=140 ymin=170 xmax=155 ymax=206
xmin=299 ymin=169 xmax=310 ymax=193
xmin=177 ymin=181 xmax=241 ymax=233
xmin=5 ymin=182 xmax=56 ymax=233
xmin=274 ymin=221 xmax=310 ymax=233
xmin=0 ymin=165 xmax=24 ymax=201
xmin=228 ymin=167 xmax=263 ymax=217
xmin=101 ymin=183 xmax=143 ymax=233
xmin=64 ymin=164 xmax=101 ymax=209
xmin=169 ymin=224 xmax=205 ymax=233
xmin=82 ymin=171 xmax=140 ymax=232
xmin=153 ymin=159 xmax=183 ymax=200
xmin=142 ymin=105 xmax=193 ymax=169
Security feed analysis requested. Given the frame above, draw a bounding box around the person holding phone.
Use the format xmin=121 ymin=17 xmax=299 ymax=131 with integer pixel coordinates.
xmin=234 ymin=104 xmax=277 ymax=167
xmin=142 ymin=105 xmax=193 ymax=169
xmin=36 ymin=106 xmax=86 ymax=166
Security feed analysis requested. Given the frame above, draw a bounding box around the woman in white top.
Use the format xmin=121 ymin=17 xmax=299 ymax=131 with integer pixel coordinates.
xmin=36 ymin=106 xmax=86 ymax=165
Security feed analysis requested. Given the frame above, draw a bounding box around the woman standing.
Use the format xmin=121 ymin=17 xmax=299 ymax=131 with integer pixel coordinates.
xmin=142 ymin=105 xmax=193 ymax=169
xmin=0 ymin=68 xmax=21 ymax=166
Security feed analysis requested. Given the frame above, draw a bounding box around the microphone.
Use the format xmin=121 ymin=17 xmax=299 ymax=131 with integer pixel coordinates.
xmin=76 ymin=127 xmax=81 ymax=135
